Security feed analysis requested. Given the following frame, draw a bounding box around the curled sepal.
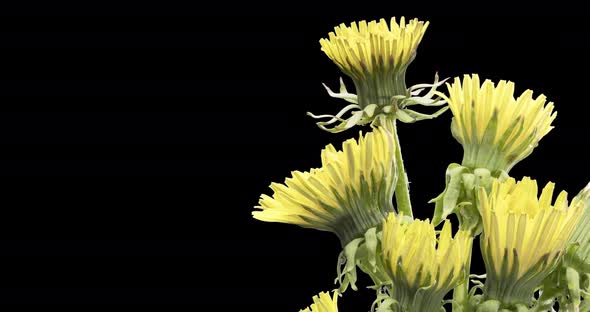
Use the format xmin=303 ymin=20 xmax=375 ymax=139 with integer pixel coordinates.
xmin=335 ymin=227 xmax=392 ymax=293
xmin=430 ymin=164 xmax=507 ymax=234
xmin=307 ymin=104 xmax=381 ymax=133
xmin=469 ymin=294 xmax=484 ymax=310
xmin=395 ymin=106 xmax=449 ymax=124
xmin=309 ymin=78 xmax=380 ymax=133
xmin=408 ymin=73 xmax=448 ymax=101
xmin=322 ymin=77 xmax=358 ymax=104
xmin=395 ymin=73 xmax=450 ymax=124
xmin=307 ymin=104 xmax=363 ymax=133
xmin=431 ymin=163 xmax=469 ymax=226
xmin=371 ymin=286 xmax=395 ymax=312
xmin=311 ymin=73 xmax=449 ymax=133
xmin=335 ymin=238 xmax=363 ymax=292
xmin=374 ymin=298 xmax=400 ymax=312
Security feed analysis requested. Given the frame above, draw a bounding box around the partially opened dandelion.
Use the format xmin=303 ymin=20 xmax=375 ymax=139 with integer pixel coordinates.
xmin=380 ymin=214 xmax=472 ymax=312
xmin=441 ymin=74 xmax=556 ymax=174
xmin=477 ymin=177 xmax=584 ymax=306
xmin=253 ymin=126 xmax=396 ymax=245
xmin=310 ymin=17 xmax=448 ymax=133
xmin=253 ymin=16 xmax=588 ymax=312
xmin=320 ymin=17 xmax=428 ymax=107
xmin=431 ymin=74 xmax=556 ymax=233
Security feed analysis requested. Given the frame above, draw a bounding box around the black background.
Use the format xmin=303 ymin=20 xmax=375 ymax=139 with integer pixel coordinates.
xmin=0 ymin=4 xmax=589 ymax=309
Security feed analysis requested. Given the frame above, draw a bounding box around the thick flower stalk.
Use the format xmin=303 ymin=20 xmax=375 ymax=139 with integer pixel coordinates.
xmin=441 ymin=74 xmax=556 ymax=174
xmin=300 ymin=291 xmax=339 ymax=312
xmin=253 ymin=126 xmax=396 ymax=246
xmin=380 ymin=213 xmax=472 ymax=311
xmin=477 ymin=177 xmax=584 ymax=307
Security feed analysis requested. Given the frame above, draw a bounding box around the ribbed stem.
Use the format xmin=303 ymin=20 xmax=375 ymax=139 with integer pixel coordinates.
xmin=452 ymin=244 xmax=472 ymax=312
xmin=390 ymin=119 xmax=413 ymax=219
xmin=352 ymin=66 xmax=412 ymax=218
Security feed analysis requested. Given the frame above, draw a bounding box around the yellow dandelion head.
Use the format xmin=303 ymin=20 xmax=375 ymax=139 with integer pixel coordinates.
xmin=299 ymin=291 xmax=339 ymax=312
xmin=478 ymin=177 xmax=584 ymax=305
xmin=253 ymin=126 xmax=396 ymax=245
xmin=320 ymin=17 xmax=429 ymax=107
xmin=442 ymin=74 xmax=556 ymax=173
xmin=381 ymin=213 xmax=472 ymax=310
xmin=320 ymin=17 xmax=428 ymax=81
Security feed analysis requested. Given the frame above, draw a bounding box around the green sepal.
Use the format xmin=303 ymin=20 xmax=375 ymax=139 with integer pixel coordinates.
xmin=469 ymin=294 xmax=484 ymax=309
xmin=431 ymin=163 xmax=508 ymax=233
xmin=564 ymin=243 xmax=583 ymax=272
xmin=566 ymin=267 xmax=581 ymax=308
xmin=431 ymin=163 xmax=469 ymax=226
xmin=395 ymin=106 xmax=449 ymax=124
xmin=335 ymin=237 xmax=363 ymax=292
xmin=475 ymin=299 xmax=500 ymax=312
xmin=312 ymin=73 xmax=449 ymax=133
xmin=512 ymin=304 xmax=529 ymax=312
xmin=395 ymin=109 xmax=415 ymax=123
xmin=473 ymin=168 xmax=493 ymax=190
xmin=365 ymin=227 xmax=378 ymax=269
xmin=322 ymin=77 xmax=359 ymax=104
xmin=375 ymin=298 xmax=400 ymax=312
xmin=364 ymin=104 xmax=379 ymax=118
xmin=357 ymin=230 xmax=392 ymax=288
xmin=335 ymin=227 xmax=392 ymax=293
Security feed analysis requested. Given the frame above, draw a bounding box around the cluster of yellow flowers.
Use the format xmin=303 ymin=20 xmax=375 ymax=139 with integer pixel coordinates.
xmin=253 ymin=16 xmax=589 ymax=312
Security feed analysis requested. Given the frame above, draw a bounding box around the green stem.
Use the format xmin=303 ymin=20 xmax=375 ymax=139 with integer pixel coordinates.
xmin=389 ymin=119 xmax=413 ymax=219
xmin=452 ymin=239 xmax=473 ymax=312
